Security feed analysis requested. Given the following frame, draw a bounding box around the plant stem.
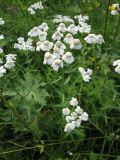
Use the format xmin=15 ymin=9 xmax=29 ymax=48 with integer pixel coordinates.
xmin=104 ymin=0 xmax=111 ymax=41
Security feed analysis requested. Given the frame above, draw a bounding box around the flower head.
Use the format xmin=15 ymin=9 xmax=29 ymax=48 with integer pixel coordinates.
xmin=51 ymin=59 xmax=63 ymax=71
xmin=70 ymin=39 xmax=82 ymax=50
xmin=40 ymin=40 xmax=53 ymax=51
xmin=62 ymin=52 xmax=74 ymax=64
xmin=70 ymin=97 xmax=78 ymax=107
xmin=43 ymin=52 xmax=56 ymax=65
xmin=52 ymin=31 xmax=63 ymax=41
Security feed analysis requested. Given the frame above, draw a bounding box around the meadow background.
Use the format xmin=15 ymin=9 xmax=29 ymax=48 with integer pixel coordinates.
xmin=0 ymin=0 xmax=120 ymax=159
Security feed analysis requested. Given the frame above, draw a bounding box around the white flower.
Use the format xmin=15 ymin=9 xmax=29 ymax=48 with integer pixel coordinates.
xmin=76 ymin=119 xmax=82 ymax=128
xmin=63 ymin=16 xmax=74 ymax=23
xmin=84 ymin=34 xmax=104 ymax=44
xmin=28 ymin=26 xmax=42 ymax=37
xmin=28 ymin=1 xmax=44 ymax=14
xmin=54 ymin=41 xmax=66 ymax=50
xmin=62 ymin=108 xmax=71 ymax=116
xmin=6 ymin=54 xmax=16 ymax=61
xmin=79 ymin=24 xmax=91 ymax=33
xmin=51 ymin=59 xmax=63 ymax=71
xmin=53 ymin=47 xmax=64 ymax=58
xmin=71 ymin=121 xmax=77 ymax=128
xmin=70 ymin=39 xmax=82 ymax=50
xmin=71 ymin=112 xmax=78 ymax=120
xmin=39 ymin=31 xmax=47 ymax=42
xmin=84 ymin=34 xmax=97 ymax=44
xmin=40 ymin=40 xmax=53 ymax=51
xmin=113 ymin=60 xmax=120 ymax=66
xmin=53 ymin=15 xmax=74 ymax=24
xmin=111 ymin=10 xmax=119 ymax=15
xmin=4 ymin=54 xmax=16 ymax=70
xmin=79 ymin=67 xmax=93 ymax=82
xmin=67 ymin=24 xmax=79 ymax=35
xmin=83 ymin=75 xmax=91 ymax=82
xmin=36 ymin=41 xmax=42 ymax=51
xmin=80 ymin=112 xmax=88 ymax=121
xmin=87 ymin=68 xmax=93 ymax=75
xmin=57 ymin=23 xmax=66 ymax=33
xmin=17 ymin=37 xmax=25 ymax=44
xmin=38 ymin=23 xmax=49 ymax=32
xmin=115 ymin=65 xmax=120 ymax=73
xmin=64 ymin=33 xmax=74 ymax=44
xmin=75 ymin=106 xmax=83 ymax=114
xmin=52 ymin=31 xmax=63 ymax=41
xmin=4 ymin=61 xmax=15 ymax=69
xmin=0 ymin=18 xmax=5 ymax=25
xmin=74 ymin=14 xmax=89 ymax=23
xmin=70 ymin=97 xmax=78 ymax=107
xmin=28 ymin=8 xmax=35 ymax=15
xmin=0 ymin=66 xmax=6 ymax=77
xmin=63 ymin=96 xmax=89 ymax=132
xmin=14 ymin=37 xmax=35 ymax=51
xmin=43 ymin=52 xmax=55 ymax=65
xmin=64 ymin=123 xmax=74 ymax=132
xmin=96 ymin=35 xmax=105 ymax=44
xmin=110 ymin=4 xmax=120 ymax=15
xmin=62 ymin=52 xmax=74 ymax=64
xmin=64 ymin=121 xmax=76 ymax=132
xmin=66 ymin=116 xmax=72 ymax=123
xmin=0 ymin=35 xmax=4 ymax=40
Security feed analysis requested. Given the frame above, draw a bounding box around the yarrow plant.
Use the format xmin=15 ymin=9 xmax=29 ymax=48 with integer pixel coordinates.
xmin=14 ymin=37 xmax=35 ymax=51
xmin=53 ymin=15 xmax=74 ymax=24
xmin=78 ymin=67 xmax=93 ymax=82
xmin=84 ymin=34 xmax=104 ymax=44
xmin=62 ymin=97 xmax=88 ymax=132
xmin=0 ymin=18 xmax=16 ymax=77
xmin=28 ymin=1 xmax=44 ymax=15
xmin=1 ymin=1 xmax=120 ymax=159
xmin=14 ymin=13 xmax=104 ymax=72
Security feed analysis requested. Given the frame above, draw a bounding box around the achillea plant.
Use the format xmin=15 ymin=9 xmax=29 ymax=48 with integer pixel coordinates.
xmin=0 ymin=0 xmax=120 ymax=159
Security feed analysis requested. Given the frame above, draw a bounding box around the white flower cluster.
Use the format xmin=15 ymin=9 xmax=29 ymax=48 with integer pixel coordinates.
xmin=74 ymin=14 xmax=91 ymax=34
xmin=0 ymin=19 xmax=16 ymax=77
xmin=113 ymin=59 xmax=120 ymax=74
xmin=53 ymin=15 xmax=74 ymax=24
xmin=63 ymin=97 xmax=88 ymax=132
xmin=74 ymin=14 xmax=89 ymax=23
xmin=14 ymin=37 xmax=35 ymax=51
xmin=110 ymin=4 xmax=120 ymax=15
xmin=0 ymin=18 xmax=5 ymax=25
xmin=84 ymin=34 xmax=104 ymax=44
xmin=0 ymin=54 xmax=16 ymax=77
xmin=79 ymin=67 xmax=93 ymax=82
xmin=14 ymin=13 xmax=104 ymax=71
xmin=28 ymin=1 xmax=44 ymax=15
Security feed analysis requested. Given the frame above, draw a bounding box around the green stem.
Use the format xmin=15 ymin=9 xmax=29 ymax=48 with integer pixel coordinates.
xmin=107 ymin=15 xmax=120 ymax=64
xmin=104 ymin=0 xmax=111 ymax=40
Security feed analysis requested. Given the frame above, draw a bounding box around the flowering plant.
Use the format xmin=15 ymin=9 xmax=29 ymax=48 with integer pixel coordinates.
xmin=0 ymin=0 xmax=120 ymax=159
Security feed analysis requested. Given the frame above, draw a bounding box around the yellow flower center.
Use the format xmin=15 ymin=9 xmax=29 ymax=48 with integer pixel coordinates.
xmin=109 ymin=5 xmax=116 ymax=11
